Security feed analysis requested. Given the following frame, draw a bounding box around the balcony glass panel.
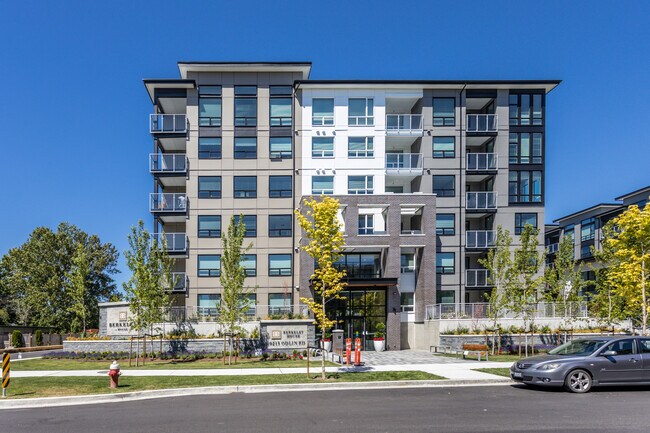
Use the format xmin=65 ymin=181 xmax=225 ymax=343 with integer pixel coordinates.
xmin=467 ymin=114 xmax=498 ymax=133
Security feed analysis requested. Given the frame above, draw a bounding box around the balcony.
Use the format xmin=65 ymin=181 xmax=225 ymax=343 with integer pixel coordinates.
xmin=466 ymin=230 xmax=496 ymax=249
xmin=150 ymin=114 xmax=187 ymax=134
xmin=466 ymin=192 xmax=497 ymax=211
xmin=150 ymin=193 xmax=188 ymax=213
xmin=386 ymin=114 xmax=423 ymax=135
xmin=466 ymin=114 xmax=498 ymax=133
xmin=170 ymin=272 xmax=188 ymax=292
xmin=155 ymin=232 xmax=188 ymax=254
xmin=149 ymin=154 xmax=188 ymax=174
xmin=466 ymin=269 xmax=491 ymax=287
xmin=385 ymin=153 xmax=423 ymax=176
xmin=467 ymin=153 xmax=497 ymax=171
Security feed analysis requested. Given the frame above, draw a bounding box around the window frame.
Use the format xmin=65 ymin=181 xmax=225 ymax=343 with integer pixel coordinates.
xmin=236 ymin=215 xmax=257 ymax=237
xmin=433 ymin=175 xmax=455 ymax=197
xmin=433 ymin=136 xmax=455 ymax=158
xmin=269 ymin=254 xmax=292 ymax=276
xmin=358 ymin=214 xmax=375 ymax=235
xmin=436 ymin=252 xmax=455 ymax=274
xmin=432 ymin=97 xmax=455 ymax=126
xmin=198 ymin=137 xmax=222 ymax=159
xmin=269 ymin=137 xmax=292 ymax=159
xmin=198 ymin=215 xmax=221 ymax=238
xmin=269 ymin=86 xmax=292 ymax=127
xmin=348 ymin=98 xmax=374 ymax=126
xmin=198 ymin=176 xmax=222 ymax=199
xmin=348 ymin=175 xmax=374 ymax=195
xmin=198 ymin=86 xmax=222 ymax=127
xmin=348 ymin=137 xmax=374 ymax=158
xmin=198 ymin=254 xmax=221 ymax=277
xmin=240 ymin=254 xmax=257 ymax=277
xmin=312 ymin=137 xmax=334 ymax=158
xmin=509 ymin=93 xmax=544 ymax=126
xmin=436 ymin=214 xmax=455 ymax=236
xmin=268 ymin=214 xmax=292 ymax=237
xmin=269 ymin=175 xmax=292 ymax=198
xmin=312 ymin=98 xmax=334 ymax=126
xmin=312 ymin=176 xmax=334 ymax=195
xmin=509 ymin=170 xmax=543 ymax=204
xmin=233 ymin=176 xmax=257 ymax=198
xmin=509 ymin=132 xmax=543 ymax=164
xmin=515 ymin=213 xmax=538 ymax=235
xmin=234 ymin=137 xmax=257 ymax=159
xmin=234 ymin=86 xmax=257 ymax=127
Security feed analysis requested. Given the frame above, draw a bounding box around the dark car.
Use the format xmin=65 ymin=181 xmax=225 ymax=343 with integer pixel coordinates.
xmin=510 ymin=336 xmax=650 ymax=393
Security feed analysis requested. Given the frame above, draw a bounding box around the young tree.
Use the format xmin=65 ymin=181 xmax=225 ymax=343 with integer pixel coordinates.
xmin=67 ymin=243 xmax=92 ymax=336
xmin=296 ymin=196 xmax=347 ymax=380
xmin=544 ymin=236 xmax=584 ymax=328
xmin=219 ymin=215 xmax=254 ymax=365
xmin=590 ymin=268 xmax=627 ymax=330
xmin=478 ymin=226 xmax=514 ymax=354
xmin=596 ymin=202 xmax=650 ymax=334
xmin=123 ymin=221 xmax=173 ymax=340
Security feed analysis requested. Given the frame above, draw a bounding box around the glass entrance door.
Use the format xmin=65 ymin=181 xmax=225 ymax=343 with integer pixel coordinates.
xmin=330 ymin=288 xmax=387 ymax=351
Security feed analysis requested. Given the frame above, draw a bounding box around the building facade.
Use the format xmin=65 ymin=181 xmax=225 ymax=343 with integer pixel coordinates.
xmin=145 ymin=62 xmax=559 ymax=350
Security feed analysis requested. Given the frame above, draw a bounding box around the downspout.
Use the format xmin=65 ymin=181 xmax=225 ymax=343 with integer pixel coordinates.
xmin=292 ymin=81 xmax=300 ymax=314
xmin=459 ymin=83 xmax=467 ymax=306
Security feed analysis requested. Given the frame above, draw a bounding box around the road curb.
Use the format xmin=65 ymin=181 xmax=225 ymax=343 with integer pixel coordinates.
xmin=0 ymin=378 xmax=511 ymax=409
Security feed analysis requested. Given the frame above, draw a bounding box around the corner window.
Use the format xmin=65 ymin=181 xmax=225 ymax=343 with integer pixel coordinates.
xmin=312 ymin=176 xmax=334 ymax=195
xmin=436 ymin=214 xmax=455 ymax=235
xmin=198 ymin=255 xmax=220 ymax=277
xmin=269 ymin=215 xmax=292 ymax=237
xmin=199 ymin=86 xmax=222 ymax=126
xmin=234 ymin=137 xmax=257 ymax=159
xmin=198 ymin=215 xmax=221 ymax=238
xmin=509 ymin=171 xmax=542 ymax=203
xmin=270 ymin=86 xmax=292 ymax=127
xmin=269 ymin=176 xmax=292 ymax=198
xmin=348 ymin=98 xmax=374 ymax=126
xmin=198 ymin=137 xmax=222 ymax=159
xmin=348 ymin=176 xmax=373 ymax=195
xmin=240 ymin=254 xmax=257 ymax=277
xmin=509 ymin=93 xmax=543 ymax=126
xmin=312 ymin=98 xmax=334 ymax=126
xmin=433 ymin=175 xmax=455 ymax=197
xmin=198 ymin=176 xmax=221 ymax=198
xmin=433 ymin=137 xmax=455 ymax=158
xmin=312 ymin=137 xmax=334 ymax=158
xmin=348 ymin=137 xmax=374 ymax=158
xmin=270 ymin=137 xmax=292 ymax=159
xmin=433 ymin=98 xmax=455 ymax=126
xmin=509 ymin=133 xmax=542 ymax=164
xmin=236 ymin=215 xmax=257 ymax=237
xmin=234 ymin=86 xmax=257 ymax=127
xmin=234 ymin=176 xmax=257 ymax=198
xmin=436 ymin=252 xmax=455 ymax=274
xmin=515 ymin=213 xmax=538 ymax=235
xmin=269 ymin=254 xmax=292 ymax=276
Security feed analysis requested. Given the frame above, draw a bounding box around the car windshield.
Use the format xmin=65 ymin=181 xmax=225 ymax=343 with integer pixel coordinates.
xmin=548 ymin=339 xmax=608 ymax=356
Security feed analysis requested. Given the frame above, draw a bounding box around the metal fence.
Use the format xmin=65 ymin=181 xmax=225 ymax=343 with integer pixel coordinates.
xmin=163 ymin=304 xmax=309 ymax=323
xmin=426 ymin=302 xmax=589 ymax=321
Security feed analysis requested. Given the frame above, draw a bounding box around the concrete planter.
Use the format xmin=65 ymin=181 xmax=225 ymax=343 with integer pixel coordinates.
xmin=373 ymin=339 xmax=385 ymax=352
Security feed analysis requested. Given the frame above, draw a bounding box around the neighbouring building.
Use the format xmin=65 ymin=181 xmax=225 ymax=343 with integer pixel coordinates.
xmin=144 ymin=62 xmax=560 ymax=350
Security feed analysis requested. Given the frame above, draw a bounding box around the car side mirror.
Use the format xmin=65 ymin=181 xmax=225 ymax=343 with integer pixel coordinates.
xmin=601 ymin=350 xmax=618 ymax=356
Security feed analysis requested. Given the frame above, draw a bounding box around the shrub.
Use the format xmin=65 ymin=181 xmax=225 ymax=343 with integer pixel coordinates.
xmin=34 ymin=330 xmax=43 ymax=346
xmin=11 ymin=330 xmax=24 ymax=348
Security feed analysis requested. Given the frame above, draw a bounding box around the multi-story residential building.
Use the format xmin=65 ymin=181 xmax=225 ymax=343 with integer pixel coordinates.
xmin=145 ymin=62 xmax=559 ymax=350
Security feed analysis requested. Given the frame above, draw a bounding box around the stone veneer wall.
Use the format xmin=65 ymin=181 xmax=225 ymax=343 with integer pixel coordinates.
xmin=438 ymin=333 xmax=623 ymax=351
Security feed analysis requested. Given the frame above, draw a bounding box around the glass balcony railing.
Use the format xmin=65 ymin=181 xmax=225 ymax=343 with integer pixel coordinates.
xmin=154 ymin=233 xmax=188 ymax=253
xmin=386 ymin=114 xmax=423 ymax=134
xmin=170 ymin=272 xmax=188 ymax=292
xmin=150 ymin=193 xmax=188 ymax=213
xmin=385 ymin=153 xmax=423 ymax=174
xmin=467 ymin=114 xmax=498 ymax=133
xmin=466 ymin=230 xmax=496 ymax=249
xmin=466 ymin=269 xmax=491 ymax=287
xmin=467 ymin=153 xmax=497 ymax=171
xmin=466 ymin=192 xmax=497 ymax=210
xmin=149 ymin=154 xmax=187 ymax=174
xmin=150 ymin=114 xmax=187 ymax=133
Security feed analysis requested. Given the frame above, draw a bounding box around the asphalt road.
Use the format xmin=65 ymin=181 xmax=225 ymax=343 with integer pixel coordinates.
xmin=4 ymin=384 xmax=650 ymax=433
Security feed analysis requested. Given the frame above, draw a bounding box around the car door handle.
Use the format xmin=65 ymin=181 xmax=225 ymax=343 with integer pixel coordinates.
xmin=629 ymin=358 xmax=638 ymax=363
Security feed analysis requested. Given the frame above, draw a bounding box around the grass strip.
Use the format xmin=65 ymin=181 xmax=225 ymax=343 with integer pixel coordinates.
xmin=433 ymin=353 xmax=522 ymax=362
xmin=473 ymin=368 xmax=511 ymax=378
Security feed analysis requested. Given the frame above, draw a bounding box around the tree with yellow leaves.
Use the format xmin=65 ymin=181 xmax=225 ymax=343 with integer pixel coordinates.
xmin=295 ymin=196 xmax=347 ymax=380
xmin=597 ymin=201 xmax=650 ymax=334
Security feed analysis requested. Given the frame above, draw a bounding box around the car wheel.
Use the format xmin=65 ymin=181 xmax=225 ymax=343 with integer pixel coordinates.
xmin=564 ymin=369 xmax=592 ymax=393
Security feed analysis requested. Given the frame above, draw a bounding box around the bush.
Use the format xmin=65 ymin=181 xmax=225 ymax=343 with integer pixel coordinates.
xmin=34 ymin=330 xmax=43 ymax=346
xmin=11 ymin=330 xmax=24 ymax=348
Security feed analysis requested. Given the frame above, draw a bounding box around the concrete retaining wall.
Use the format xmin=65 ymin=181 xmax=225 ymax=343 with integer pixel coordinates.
xmin=63 ymin=338 xmax=232 ymax=354
xmin=438 ymin=333 xmax=619 ymax=351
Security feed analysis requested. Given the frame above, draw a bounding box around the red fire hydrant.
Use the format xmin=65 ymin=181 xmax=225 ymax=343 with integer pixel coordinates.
xmin=108 ymin=361 xmax=121 ymax=389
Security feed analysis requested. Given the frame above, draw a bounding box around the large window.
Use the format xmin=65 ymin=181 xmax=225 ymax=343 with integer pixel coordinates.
xmin=270 ymin=86 xmax=292 ymax=127
xmin=433 ymin=175 xmax=455 ymax=197
xmin=240 ymin=254 xmax=257 ymax=277
xmin=437 ymin=290 xmax=455 ymax=304
xmin=269 ymin=293 xmax=292 ymax=315
xmin=234 ymin=86 xmax=257 ymax=126
xmin=312 ymin=176 xmax=334 ymax=195
xmin=198 ymin=215 xmax=221 ymax=238
xmin=197 ymin=294 xmax=220 ymax=316
xmin=436 ymin=252 xmax=455 ymax=274
xmin=348 ymin=98 xmax=374 ymax=126
xmin=358 ymin=214 xmax=374 ymax=235
xmin=312 ymin=98 xmax=334 ymax=125
xmin=581 ymin=218 xmax=595 ymax=242
xmin=433 ymin=137 xmax=455 ymax=158
xmin=348 ymin=137 xmax=373 ymax=158
xmin=509 ymin=133 xmax=542 ymax=164
xmin=236 ymin=215 xmax=257 ymax=237
xmin=234 ymin=137 xmax=257 ymax=159
xmin=269 ymin=176 xmax=292 ymax=198
xmin=198 ymin=255 xmax=220 ymax=277
xmin=198 ymin=176 xmax=221 ymax=198
xmin=198 ymin=137 xmax=222 ymax=159
xmin=509 ymin=171 xmax=542 ymax=203
xmin=269 ymin=137 xmax=292 ymax=159
xmin=401 ymin=254 xmax=415 ymax=273
xmin=234 ymin=176 xmax=257 ymax=198
xmin=334 ymin=253 xmax=381 ymax=278
xmin=433 ymin=98 xmax=455 ymax=126
xmin=269 ymin=254 xmax=292 ymax=276
xmin=312 ymin=137 xmax=334 ymax=158
xmin=436 ymin=214 xmax=455 ymax=235
xmin=269 ymin=215 xmax=292 ymax=237
xmin=199 ymin=86 xmax=222 ymax=126
xmin=509 ymin=93 xmax=543 ymax=126
xmin=348 ymin=176 xmax=373 ymax=194
xmin=515 ymin=213 xmax=538 ymax=235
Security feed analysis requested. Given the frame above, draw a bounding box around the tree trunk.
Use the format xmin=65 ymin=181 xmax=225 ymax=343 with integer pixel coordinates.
xmin=321 ymin=300 xmax=326 ymax=380
xmin=642 ymin=252 xmax=647 ymax=336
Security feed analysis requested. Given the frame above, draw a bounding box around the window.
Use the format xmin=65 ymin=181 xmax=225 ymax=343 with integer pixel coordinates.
xmin=269 ymin=293 xmax=291 ymax=315
xmin=564 ymin=224 xmax=575 ymax=244
xmin=509 ymin=171 xmax=542 ymax=203
xmin=433 ymin=175 xmax=455 ymax=197
xmin=269 ymin=254 xmax=292 ymax=276
xmin=242 ymin=293 xmax=257 ymax=318
xmin=386 ymin=186 xmax=403 ymax=193
xmin=433 ymin=98 xmax=455 ymax=126
xmin=269 ymin=176 xmax=292 ymax=198
xmin=437 ymin=290 xmax=455 ymax=304
xmin=198 ymin=137 xmax=222 ymax=159
xmin=581 ymin=218 xmax=595 ymax=242
xmin=348 ymin=137 xmax=373 ymax=158
xmin=515 ymin=213 xmax=538 ymax=235
xmin=509 ymin=133 xmax=542 ymax=164
xmin=312 ymin=98 xmax=334 ymax=125
xmin=312 ymin=176 xmax=333 ymax=195
xmin=197 ymin=294 xmax=220 ymax=316
xmin=433 ymin=137 xmax=455 ymax=158
xmin=436 ymin=214 xmax=455 ymax=235
xmin=234 ymin=137 xmax=257 ymax=159
xmin=401 ymin=253 xmax=415 ymax=273
xmin=602 ymin=339 xmax=634 ymax=356
xmin=198 ymin=255 xmax=220 ymax=277
xmin=436 ymin=252 xmax=455 ymax=274
xmin=236 ymin=215 xmax=257 ymax=237
xmin=234 ymin=86 xmax=257 ymax=126
xmin=334 ymin=253 xmax=381 ymax=278
xmin=639 ymin=339 xmax=650 ymax=354
xmin=199 ymin=86 xmax=222 ymax=126
xmin=509 ymin=93 xmax=543 ymax=126
xmin=269 ymin=215 xmax=292 ymax=237
xmin=312 ymin=137 xmax=334 ymax=158
xmin=348 ymin=98 xmax=374 ymax=126
xmin=198 ymin=216 xmax=221 ymax=238
xmin=240 ymin=254 xmax=256 ymax=277
xmin=198 ymin=176 xmax=221 ymax=198
xmin=234 ymin=176 xmax=257 ymax=198
xmin=358 ymin=214 xmax=374 ymax=235
xmin=270 ymin=86 xmax=292 ymax=126
xmin=400 ymin=292 xmax=414 ymax=312
xmin=581 ymin=244 xmax=593 ymax=259
xmin=269 ymin=137 xmax=292 ymax=159
xmin=348 ymin=176 xmax=373 ymax=194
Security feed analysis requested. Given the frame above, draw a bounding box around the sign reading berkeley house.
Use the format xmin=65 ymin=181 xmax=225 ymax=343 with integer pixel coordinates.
xmin=260 ymin=320 xmax=315 ymax=350
xmin=100 ymin=302 xmax=136 ymax=336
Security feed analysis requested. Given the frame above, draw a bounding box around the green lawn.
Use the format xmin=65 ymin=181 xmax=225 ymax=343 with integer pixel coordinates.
xmin=433 ymin=353 xmax=522 ymax=362
xmin=474 ymin=368 xmax=511 ymax=378
xmin=12 ymin=357 xmax=337 ymax=371
xmin=2 ymin=371 xmax=444 ymax=399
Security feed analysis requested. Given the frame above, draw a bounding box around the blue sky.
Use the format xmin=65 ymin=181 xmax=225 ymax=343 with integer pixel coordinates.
xmin=1 ymin=0 xmax=649 ymax=288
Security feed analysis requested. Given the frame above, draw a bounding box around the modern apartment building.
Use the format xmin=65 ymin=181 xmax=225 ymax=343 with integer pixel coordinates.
xmin=144 ymin=62 xmax=559 ymax=350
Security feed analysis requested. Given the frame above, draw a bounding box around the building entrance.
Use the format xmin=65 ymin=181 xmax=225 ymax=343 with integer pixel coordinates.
xmin=330 ymin=288 xmax=387 ymax=351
